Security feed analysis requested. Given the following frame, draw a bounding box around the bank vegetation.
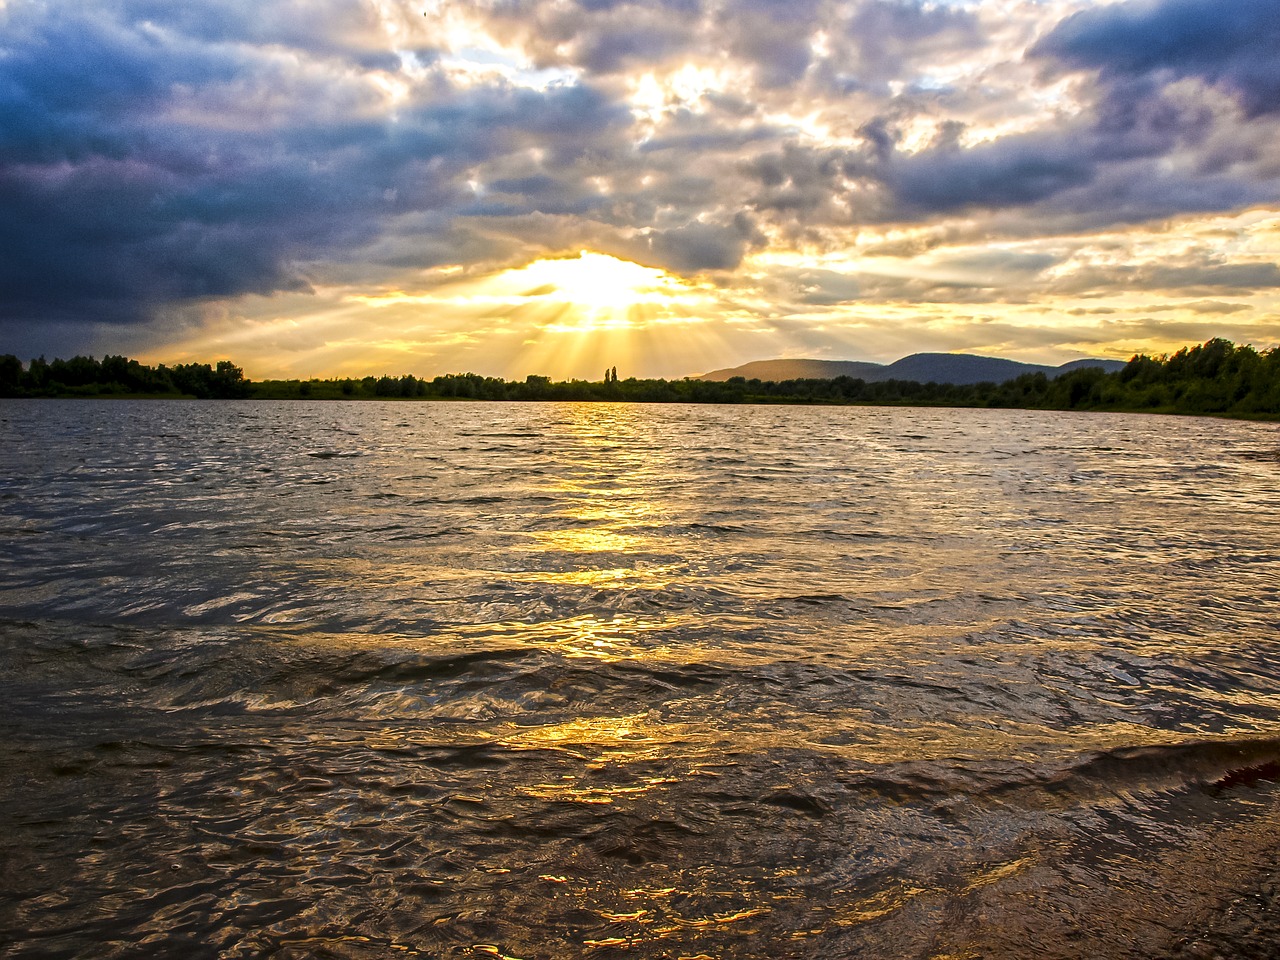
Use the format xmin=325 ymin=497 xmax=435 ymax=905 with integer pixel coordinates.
xmin=3 ymin=339 xmax=1278 ymax=418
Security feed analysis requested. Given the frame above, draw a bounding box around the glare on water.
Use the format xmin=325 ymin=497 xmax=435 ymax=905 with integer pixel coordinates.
xmin=1 ymin=399 xmax=1279 ymax=959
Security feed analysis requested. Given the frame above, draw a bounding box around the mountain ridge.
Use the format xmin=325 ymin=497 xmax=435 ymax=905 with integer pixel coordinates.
xmin=696 ymin=353 xmax=1127 ymax=385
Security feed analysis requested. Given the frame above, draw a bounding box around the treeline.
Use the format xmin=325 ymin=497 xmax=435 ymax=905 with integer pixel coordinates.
xmin=228 ymin=338 xmax=1280 ymax=416
xmin=3 ymin=338 xmax=1278 ymax=416
xmin=0 ymin=354 xmax=250 ymax=398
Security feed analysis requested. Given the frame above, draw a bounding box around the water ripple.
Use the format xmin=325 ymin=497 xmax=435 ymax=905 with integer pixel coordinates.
xmin=2 ymin=400 xmax=1279 ymax=958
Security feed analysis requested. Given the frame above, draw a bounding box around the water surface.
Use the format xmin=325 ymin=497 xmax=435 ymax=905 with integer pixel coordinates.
xmin=2 ymin=400 xmax=1279 ymax=958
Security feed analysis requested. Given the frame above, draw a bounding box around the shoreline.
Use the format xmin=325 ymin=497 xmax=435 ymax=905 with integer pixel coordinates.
xmin=3 ymin=393 xmax=1279 ymax=423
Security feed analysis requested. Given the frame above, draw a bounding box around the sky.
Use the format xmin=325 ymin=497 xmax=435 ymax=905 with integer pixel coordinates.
xmin=2 ymin=0 xmax=1279 ymax=381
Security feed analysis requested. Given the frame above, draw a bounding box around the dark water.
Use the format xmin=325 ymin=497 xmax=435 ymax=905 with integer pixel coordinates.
xmin=2 ymin=399 xmax=1280 ymax=959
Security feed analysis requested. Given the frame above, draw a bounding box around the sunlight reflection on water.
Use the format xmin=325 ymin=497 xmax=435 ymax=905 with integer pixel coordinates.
xmin=1 ymin=399 xmax=1280 ymax=958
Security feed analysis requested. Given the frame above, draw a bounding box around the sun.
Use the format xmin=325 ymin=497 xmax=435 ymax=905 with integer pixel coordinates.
xmin=349 ymin=249 xmax=711 ymax=335
xmin=496 ymin=251 xmax=692 ymax=327
xmin=325 ymin=249 xmax=734 ymax=380
xmin=484 ymin=250 xmax=724 ymax=378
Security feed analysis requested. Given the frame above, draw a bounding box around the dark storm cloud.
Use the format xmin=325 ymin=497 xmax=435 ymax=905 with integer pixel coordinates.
xmin=1033 ymin=0 xmax=1280 ymax=117
xmin=740 ymin=144 xmax=867 ymax=219
xmin=888 ymin=135 xmax=1270 ymax=229
xmin=716 ymin=0 xmax=822 ymax=89
xmin=1041 ymin=161 xmax=1263 ymax=227
xmin=0 ymin=1 xmax=628 ymax=334
xmin=890 ymin=135 xmax=1098 ymax=214
xmin=481 ymin=0 xmax=983 ymax=89
xmin=647 ymin=213 xmax=763 ymax=272
xmin=841 ymin=0 xmax=983 ymax=85
xmin=762 ymin=0 xmax=1280 ymax=232
xmin=0 ymin=11 xmax=239 ymax=166
xmin=735 ymin=50 xmax=1277 ymax=234
xmin=115 ymin=0 xmax=393 ymax=57
xmin=1011 ymin=0 xmax=1280 ymax=237
xmin=478 ymin=0 xmax=705 ymax=74
xmin=738 ymin=130 xmax=1102 ymax=229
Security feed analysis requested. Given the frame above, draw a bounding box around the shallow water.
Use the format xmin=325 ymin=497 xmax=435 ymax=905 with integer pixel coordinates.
xmin=2 ymin=399 xmax=1279 ymax=959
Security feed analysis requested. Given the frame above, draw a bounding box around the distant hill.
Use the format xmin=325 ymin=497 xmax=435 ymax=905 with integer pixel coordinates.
xmin=695 ymin=358 xmax=886 ymax=381
xmin=1054 ymin=358 xmax=1129 ymax=375
xmin=883 ymin=353 xmax=1064 ymax=385
xmin=697 ymin=353 xmax=1127 ymax=385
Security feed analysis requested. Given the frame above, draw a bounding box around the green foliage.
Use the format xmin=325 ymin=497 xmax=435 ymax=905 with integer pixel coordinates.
xmin=0 ymin=353 xmax=22 ymax=394
xmin=170 ymin=360 xmax=252 ymax=399
xmin=0 ymin=354 xmax=247 ymax=398
xmin=3 ymin=339 xmax=1277 ymax=416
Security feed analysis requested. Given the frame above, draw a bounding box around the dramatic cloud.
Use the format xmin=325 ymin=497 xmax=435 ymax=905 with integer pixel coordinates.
xmin=0 ymin=2 xmax=633 ymax=333
xmin=1 ymin=0 xmax=1278 ymax=375
xmin=1033 ymin=0 xmax=1280 ymax=117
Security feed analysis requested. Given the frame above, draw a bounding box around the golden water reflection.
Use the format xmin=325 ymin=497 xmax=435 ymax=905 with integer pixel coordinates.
xmin=9 ymin=401 xmax=1280 ymax=959
xmin=528 ymin=527 xmax=640 ymax=555
xmin=505 ymin=564 xmax=678 ymax=589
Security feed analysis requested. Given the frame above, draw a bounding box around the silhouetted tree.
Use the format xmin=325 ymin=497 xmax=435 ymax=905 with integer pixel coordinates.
xmin=0 ymin=355 xmax=22 ymax=396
